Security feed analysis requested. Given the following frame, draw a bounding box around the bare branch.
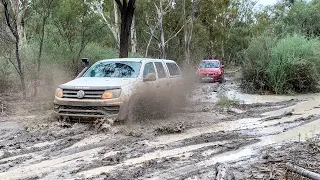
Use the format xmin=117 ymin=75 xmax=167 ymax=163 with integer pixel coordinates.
xmin=165 ymin=24 xmax=184 ymax=44
xmin=5 ymin=55 xmax=21 ymax=76
xmin=163 ymin=0 xmax=174 ymax=12
xmin=153 ymin=2 xmax=159 ymax=14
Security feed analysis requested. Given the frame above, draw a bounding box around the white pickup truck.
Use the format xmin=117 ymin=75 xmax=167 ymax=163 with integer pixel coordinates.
xmin=54 ymin=58 xmax=183 ymax=121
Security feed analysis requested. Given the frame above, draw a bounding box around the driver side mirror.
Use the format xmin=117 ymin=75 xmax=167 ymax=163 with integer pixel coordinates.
xmin=143 ymin=73 xmax=156 ymax=82
xmin=221 ymin=65 xmax=225 ymax=68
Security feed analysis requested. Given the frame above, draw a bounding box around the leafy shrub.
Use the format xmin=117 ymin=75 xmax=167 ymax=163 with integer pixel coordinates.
xmin=216 ymin=95 xmax=240 ymax=108
xmin=287 ymin=61 xmax=319 ymax=93
xmin=241 ymin=34 xmax=277 ymax=93
xmin=242 ymin=34 xmax=320 ymax=94
xmin=267 ymin=35 xmax=320 ymax=93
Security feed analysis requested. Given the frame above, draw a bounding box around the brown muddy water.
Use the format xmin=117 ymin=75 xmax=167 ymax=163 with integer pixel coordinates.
xmin=0 ymin=78 xmax=319 ymax=180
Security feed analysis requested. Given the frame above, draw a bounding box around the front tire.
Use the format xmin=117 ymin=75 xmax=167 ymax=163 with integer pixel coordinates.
xmin=219 ymin=75 xmax=225 ymax=83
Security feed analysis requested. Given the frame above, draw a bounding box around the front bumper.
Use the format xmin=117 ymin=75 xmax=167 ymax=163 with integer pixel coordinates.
xmin=198 ymin=73 xmax=222 ymax=81
xmin=53 ymin=97 xmax=129 ymax=120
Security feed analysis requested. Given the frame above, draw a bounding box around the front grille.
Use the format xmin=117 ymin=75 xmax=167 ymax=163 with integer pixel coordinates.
xmin=62 ymin=89 xmax=105 ymax=99
xmin=200 ymin=74 xmax=213 ymax=77
xmin=56 ymin=105 xmax=120 ymax=118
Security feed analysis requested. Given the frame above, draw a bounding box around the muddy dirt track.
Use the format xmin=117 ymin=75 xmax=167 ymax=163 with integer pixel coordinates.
xmin=0 ymin=76 xmax=319 ymax=180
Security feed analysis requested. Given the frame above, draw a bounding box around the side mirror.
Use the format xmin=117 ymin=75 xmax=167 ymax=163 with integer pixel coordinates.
xmin=221 ymin=65 xmax=225 ymax=68
xmin=143 ymin=73 xmax=156 ymax=82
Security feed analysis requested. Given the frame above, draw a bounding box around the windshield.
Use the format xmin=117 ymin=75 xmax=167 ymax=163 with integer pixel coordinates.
xmin=199 ymin=61 xmax=220 ymax=68
xmin=83 ymin=61 xmax=141 ymax=78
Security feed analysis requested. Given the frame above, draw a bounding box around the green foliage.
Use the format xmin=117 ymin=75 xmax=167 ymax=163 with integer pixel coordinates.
xmin=216 ymin=95 xmax=240 ymax=109
xmin=0 ymin=59 xmax=15 ymax=92
xmin=1 ymin=0 xmax=319 ymax=95
xmin=241 ymin=34 xmax=277 ymax=93
xmin=284 ymin=1 xmax=320 ymax=37
xmin=242 ymin=34 xmax=320 ymax=94
xmin=240 ymin=0 xmax=320 ymax=94
xmin=268 ymin=35 xmax=320 ymax=93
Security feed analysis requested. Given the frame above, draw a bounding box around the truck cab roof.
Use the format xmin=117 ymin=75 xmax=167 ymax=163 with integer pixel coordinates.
xmin=99 ymin=58 xmax=177 ymax=63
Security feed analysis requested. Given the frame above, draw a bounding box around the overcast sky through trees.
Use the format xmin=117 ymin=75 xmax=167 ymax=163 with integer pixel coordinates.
xmin=258 ymin=0 xmax=278 ymax=5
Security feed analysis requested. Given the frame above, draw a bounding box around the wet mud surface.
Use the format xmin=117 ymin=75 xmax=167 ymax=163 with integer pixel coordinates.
xmin=0 ymin=76 xmax=319 ymax=180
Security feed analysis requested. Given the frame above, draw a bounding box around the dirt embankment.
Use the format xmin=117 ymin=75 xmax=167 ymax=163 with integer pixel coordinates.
xmin=0 ymin=75 xmax=319 ymax=180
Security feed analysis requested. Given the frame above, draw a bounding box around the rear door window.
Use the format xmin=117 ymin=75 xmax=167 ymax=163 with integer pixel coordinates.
xmin=166 ymin=63 xmax=181 ymax=76
xmin=155 ymin=62 xmax=167 ymax=79
xmin=143 ymin=62 xmax=156 ymax=78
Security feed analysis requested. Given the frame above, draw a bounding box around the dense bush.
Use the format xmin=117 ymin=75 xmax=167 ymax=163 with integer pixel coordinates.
xmin=241 ymin=34 xmax=320 ymax=94
xmin=241 ymin=35 xmax=277 ymax=93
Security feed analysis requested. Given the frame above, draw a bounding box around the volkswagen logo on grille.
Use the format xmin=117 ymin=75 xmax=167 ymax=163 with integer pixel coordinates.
xmin=77 ymin=90 xmax=85 ymax=99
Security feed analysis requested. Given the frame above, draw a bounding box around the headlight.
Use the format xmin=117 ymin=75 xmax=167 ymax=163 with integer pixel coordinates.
xmin=101 ymin=89 xmax=121 ymax=99
xmin=55 ymin=88 xmax=63 ymax=98
xmin=215 ymin=71 xmax=221 ymax=75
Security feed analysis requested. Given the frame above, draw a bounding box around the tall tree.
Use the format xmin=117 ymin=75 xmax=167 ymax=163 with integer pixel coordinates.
xmin=130 ymin=14 xmax=137 ymax=54
xmin=0 ymin=0 xmax=28 ymax=99
xmin=144 ymin=0 xmax=183 ymax=59
xmin=115 ymin=0 xmax=136 ymax=58
xmin=53 ymin=0 xmax=102 ymax=74
xmin=183 ymin=0 xmax=197 ymax=65
xmin=86 ymin=0 xmax=120 ymax=49
xmin=31 ymin=0 xmax=55 ymax=96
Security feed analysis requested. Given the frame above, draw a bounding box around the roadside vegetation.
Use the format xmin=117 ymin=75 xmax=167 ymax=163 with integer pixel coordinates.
xmin=215 ymin=95 xmax=240 ymax=109
xmin=241 ymin=1 xmax=320 ymax=94
xmin=242 ymin=34 xmax=320 ymax=94
xmin=0 ymin=0 xmax=319 ymax=97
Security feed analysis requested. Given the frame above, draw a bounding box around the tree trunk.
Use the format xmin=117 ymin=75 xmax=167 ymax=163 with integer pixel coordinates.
xmin=2 ymin=0 xmax=27 ymax=99
xmin=286 ymin=163 xmax=320 ymax=180
xmin=145 ymin=25 xmax=154 ymax=57
xmin=113 ymin=1 xmax=120 ymax=49
xmin=183 ymin=0 xmax=196 ymax=66
xmin=119 ymin=15 xmax=130 ymax=58
xmin=12 ymin=0 xmax=27 ymax=48
xmin=116 ymin=0 xmax=136 ymax=58
xmin=130 ymin=14 xmax=137 ymax=54
xmin=15 ymin=38 xmax=26 ymax=99
xmin=159 ymin=20 xmax=165 ymax=58
xmin=158 ymin=0 xmax=165 ymax=59
xmin=33 ymin=17 xmax=47 ymax=96
xmin=221 ymin=40 xmax=225 ymax=59
xmin=183 ymin=0 xmax=188 ymax=64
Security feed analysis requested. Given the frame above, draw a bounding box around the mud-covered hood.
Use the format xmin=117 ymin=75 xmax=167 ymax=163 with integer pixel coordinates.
xmin=198 ymin=68 xmax=220 ymax=74
xmin=59 ymin=77 xmax=137 ymax=90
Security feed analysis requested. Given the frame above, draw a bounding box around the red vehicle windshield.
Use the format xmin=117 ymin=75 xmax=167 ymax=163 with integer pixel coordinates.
xmin=199 ymin=61 xmax=220 ymax=68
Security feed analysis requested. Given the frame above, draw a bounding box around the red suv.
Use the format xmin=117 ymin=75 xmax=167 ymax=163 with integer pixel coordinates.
xmin=196 ymin=59 xmax=224 ymax=83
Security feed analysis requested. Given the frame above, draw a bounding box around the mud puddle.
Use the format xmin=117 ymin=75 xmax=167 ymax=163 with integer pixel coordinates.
xmin=74 ymin=110 xmax=320 ymax=179
xmin=195 ymin=76 xmax=320 ymax=105
xmin=153 ymin=98 xmax=320 ymax=145
xmin=0 ymin=77 xmax=320 ymax=179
